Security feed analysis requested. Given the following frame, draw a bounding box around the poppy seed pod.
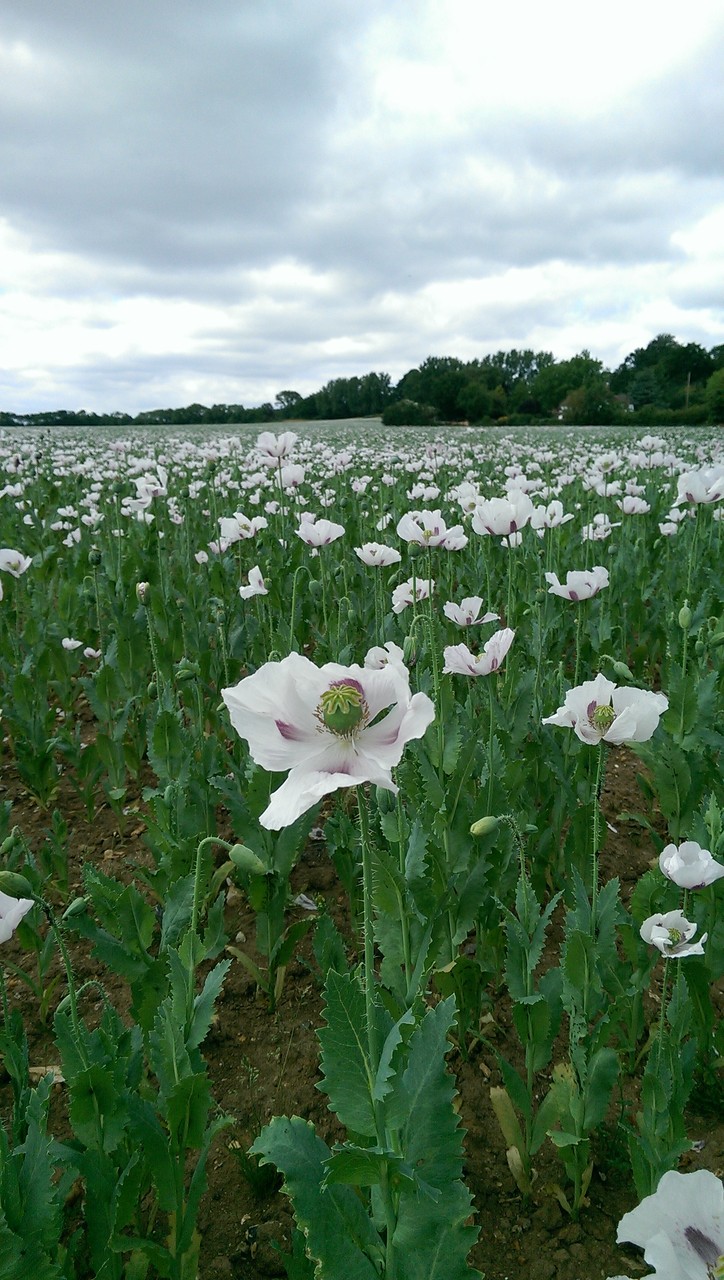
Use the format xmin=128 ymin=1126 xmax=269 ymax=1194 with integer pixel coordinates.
xmin=678 ymin=603 xmax=692 ymax=630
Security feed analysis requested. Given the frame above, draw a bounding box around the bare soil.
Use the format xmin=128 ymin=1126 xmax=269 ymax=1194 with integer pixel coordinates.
xmin=1 ymin=750 xmax=722 ymax=1280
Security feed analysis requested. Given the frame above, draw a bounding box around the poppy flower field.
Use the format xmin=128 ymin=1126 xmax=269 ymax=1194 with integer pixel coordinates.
xmin=0 ymin=420 xmax=722 ymax=1279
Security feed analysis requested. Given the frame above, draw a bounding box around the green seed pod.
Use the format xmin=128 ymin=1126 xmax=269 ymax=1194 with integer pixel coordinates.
xmin=612 ymin=660 xmax=634 ymax=682
xmin=406 ymin=542 xmax=424 ymax=559
xmin=695 ymin=640 xmax=705 ymax=657
xmin=709 ymin=631 xmax=724 ymax=649
xmin=88 ymin=548 xmax=102 ymax=567
xmin=147 ymin=680 xmax=158 ymax=698
xmin=470 ymin=815 xmax=499 ymax=837
xmin=534 ymin=587 xmax=547 ymax=606
xmin=678 ymin=603 xmax=692 ymax=631
xmin=0 ymin=870 xmax=35 ymax=899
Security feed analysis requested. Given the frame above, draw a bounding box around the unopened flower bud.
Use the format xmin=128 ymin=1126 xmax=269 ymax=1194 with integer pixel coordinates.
xmin=375 ymin=785 xmax=396 ymax=814
xmin=678 ymin=603 xmax=692 ymax=631
xmin=695 ymin=640 xmax=705 ymax=657
xmin=229 ymin=844 xmax=268 ymax=877
xmin=402 ymin=634 xmax=417 ymax=667
xmin=470 ymin=815 xmax=499 ymax=837
xmin=62 ymin=896 xmax=88 ymax=920
xmin=611 ymin=660 xmax=633 ymax=682
xmin=175 ymin=658 xmax=200 ymax=682
xmin=709 ymin=631 xmax=724 ymax=649
xmin=147 ymin=680 xmax=157 ymax=698
xmin=0 ymin=870 xmax=35 ymax=899
xmin=136 ymin=581 xmax=151 ymax=606
xmin=88 ymin=549 xmax=102 ymax=567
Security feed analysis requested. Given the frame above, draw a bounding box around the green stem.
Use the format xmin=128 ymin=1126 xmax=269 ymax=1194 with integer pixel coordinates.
xmin=591 ymin=742 xmax=606 ymax=930
xmin=356 ymin=790 xmax=379 ymax=1068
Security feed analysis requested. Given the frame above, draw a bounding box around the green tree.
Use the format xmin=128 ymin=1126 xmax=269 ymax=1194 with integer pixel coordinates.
xmin=705 ymin=368 xmax=724 ymax=421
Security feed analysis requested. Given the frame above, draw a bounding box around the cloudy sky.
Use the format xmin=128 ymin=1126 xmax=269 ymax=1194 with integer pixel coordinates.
xmin=2 ymin=0 xmax=724 ymax=414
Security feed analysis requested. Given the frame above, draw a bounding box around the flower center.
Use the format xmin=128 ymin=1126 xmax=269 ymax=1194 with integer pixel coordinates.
xmin=319 ymin=681 xmax=366 ymax=736
xmin=590 ymin=703 xmax=616 ymax=731
xmin=668 ymin=928 xmax=683 ymax=945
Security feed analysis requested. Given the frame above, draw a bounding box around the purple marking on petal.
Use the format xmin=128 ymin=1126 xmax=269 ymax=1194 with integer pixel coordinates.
xmin=586 ymin=700 xmax=597 ymax=719
xmin=276 ymin=719 xmax=305 ymax=741
xmin=684 ymin=1226 xmax=720 ymax=1267
xmin=569 ymin=591 xmax=579 ymax=601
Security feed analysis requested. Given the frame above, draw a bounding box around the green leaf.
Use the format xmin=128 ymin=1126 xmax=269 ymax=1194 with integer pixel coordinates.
xmin=582 ymin=1048 xmax=619 ymax=1132
xmin=322 ymin=1145 xmax=416 ymax=1192
xmin=251 ymin=1117 xmax=382 ymax=1280
xmin=317 ymin=971 xmax=376 ymax=1138
xmin=189 ymin=960 xmax=231 ymax=1052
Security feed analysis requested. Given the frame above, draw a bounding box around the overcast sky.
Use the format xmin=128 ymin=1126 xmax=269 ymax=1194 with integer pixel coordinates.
xmin=2 ymin=0 xmax=724 ymax=414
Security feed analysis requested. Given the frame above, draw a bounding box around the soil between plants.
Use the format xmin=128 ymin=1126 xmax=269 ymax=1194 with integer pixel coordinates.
xmin=1 ymin=749 xmax=722 ymax=1280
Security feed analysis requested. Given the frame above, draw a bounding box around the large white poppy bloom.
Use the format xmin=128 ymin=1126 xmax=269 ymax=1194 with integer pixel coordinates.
xmin=222 ymin=653 xmax=435 ymax=829
xmin=545 ymin=566 xmax=609 ymax=601
xmin=0 ymin=891 xmax=34 ymax=944
xmin=443 ymin=628 xmax=515 ymax=677
xmin=659 ymin=841 xmax=724 ymax=890
xmin=443 ymin=597 xmax=499 ymax=627
xmin=354 ymin=542 xmax=402 ymax=567
xmin=542 ymin=673 xmax=667 ymax=744
xmin=611 ymin=1169 xmax=724 ymax=1280
xmin=396 ymin=509 xmax=467 ymax=550
xmin=471 ymin=492 xmax=534 ymax=538
xmin=0 ymin=549 xmax=32 ymax=577
xmin=640 ymin=910 xmax=707 ymax=958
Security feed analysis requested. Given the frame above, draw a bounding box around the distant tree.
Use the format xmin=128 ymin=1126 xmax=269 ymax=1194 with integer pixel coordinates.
xmin=531 ymin=351 xmax=604 ymax=414
xmin=275 ymin=390 xmax=303 ymax=417
xmin=705 ymin=368 xmax=724 ymax=421
xmin=629 ymin=369 xmax=664 ymax=410
xmin=381 ymin=399 xmax=436 ymax=427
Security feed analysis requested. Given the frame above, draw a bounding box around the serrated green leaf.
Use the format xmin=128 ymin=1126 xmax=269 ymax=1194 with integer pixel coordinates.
xmin=251 ymin=1117 xmax=382 ymax=1280
xmin=317 ymin=971 xmax=376 ymax=1138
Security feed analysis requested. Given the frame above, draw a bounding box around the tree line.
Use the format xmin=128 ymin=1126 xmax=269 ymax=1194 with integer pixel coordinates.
xmin=3 ymin=333 xmax=724 ymax=428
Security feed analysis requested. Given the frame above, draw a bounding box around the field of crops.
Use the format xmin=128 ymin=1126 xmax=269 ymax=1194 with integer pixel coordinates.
xmin=0 ymin=420 xmax=722 ymax=1280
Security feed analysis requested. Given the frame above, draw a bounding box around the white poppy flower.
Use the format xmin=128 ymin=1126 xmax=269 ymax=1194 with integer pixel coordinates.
xmin=0 ymin=549 xmax=32 ymax=577
xmin=396 ymin=509 xmax=467 ymax=550
xmin=443 ymin=628 xmax=515 ymax=677
xmin=62 ymin=637 xmax=83 ymax=651
xmin=614 ymin=1169 xmax=724 ymax=1280
xmin=354 ymin=543 xmax=402 ymax=567
xmin=364 ymin=641 xmax=406 ymax=670
xmin=222 ymin=653 xmax=434 ymax=829
xmin=471 ymin=492 xmax=534 ymax=538
xmin=659 ymin=841 xmax=724 ymax=890
xmin=640 ymin=909 xmax=707 ymax=958
xmin=391 ymin=577 xmax=434 ymax=614
xmin=443 ymin=597 xmax=499 ymax=627
xmin=296 ymin=516 xmax=345 ymax=547
xmin=545 ymin=566 xmax=609 ymax=601
xmin=239 ymin=566 xmax=268 ymax=599
xmin=0 ymin=891 xmax=34 ymax=944
xmin=256 ymin=430 xmax=298 ymax=464
xmin=542 ymin=673 xmax=668 ymax=744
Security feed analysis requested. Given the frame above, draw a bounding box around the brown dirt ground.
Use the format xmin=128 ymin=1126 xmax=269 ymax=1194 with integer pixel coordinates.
xmin=1 ymin=749 xmax=722 ymax=1280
